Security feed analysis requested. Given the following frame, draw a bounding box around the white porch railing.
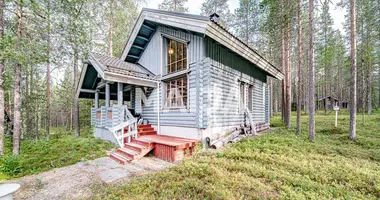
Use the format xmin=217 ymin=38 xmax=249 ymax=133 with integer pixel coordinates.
xmin=91 ymin=105 xmax=138 ymax=147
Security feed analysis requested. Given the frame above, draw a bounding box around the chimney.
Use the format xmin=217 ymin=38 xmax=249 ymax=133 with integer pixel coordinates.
xmin=209 ymin=13 xmax=220 ymax=24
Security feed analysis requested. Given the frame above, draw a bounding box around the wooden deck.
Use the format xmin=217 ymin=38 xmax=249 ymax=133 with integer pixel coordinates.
xmin=136 ymin=135 xmax=198 ymax=150
xmin=110 ymin=124 xmax=199 ymax=164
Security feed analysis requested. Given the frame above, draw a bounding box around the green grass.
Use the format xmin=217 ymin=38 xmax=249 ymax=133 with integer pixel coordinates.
xmin=0 ymin=127 xmax=115 ymax=180
xmin=94 ymin=110 xmax=380 ymax=199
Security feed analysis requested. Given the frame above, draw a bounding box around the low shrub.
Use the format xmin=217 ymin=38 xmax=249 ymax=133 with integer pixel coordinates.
xmin=0 ymin=156 xmax=22 ymax=176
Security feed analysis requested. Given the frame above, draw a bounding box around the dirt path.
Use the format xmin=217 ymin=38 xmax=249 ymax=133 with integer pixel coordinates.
xmin=5 ymin=156 xmax=173 ymax=200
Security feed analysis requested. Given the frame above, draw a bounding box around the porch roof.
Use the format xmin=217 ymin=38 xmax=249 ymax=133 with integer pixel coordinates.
xmin=76 ymin=53 xmax=159 ymax=99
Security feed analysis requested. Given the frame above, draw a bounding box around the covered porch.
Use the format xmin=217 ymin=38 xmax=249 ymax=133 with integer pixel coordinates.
xmin=76 ymin=53 xmax=198 ymax=163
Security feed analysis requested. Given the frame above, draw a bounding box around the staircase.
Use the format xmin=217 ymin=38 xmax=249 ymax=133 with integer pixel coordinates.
xmin=109 ymin=124 xmax=157 ymax=164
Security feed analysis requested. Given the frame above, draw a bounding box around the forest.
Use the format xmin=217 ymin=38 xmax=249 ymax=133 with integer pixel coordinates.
xmin=0 ymin=0 xmax=379 ymax=198
xmin=0 ymin=0 xmax=378 ymax=154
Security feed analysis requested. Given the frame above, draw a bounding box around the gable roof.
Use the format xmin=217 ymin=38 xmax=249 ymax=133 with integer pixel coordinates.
xmin=90 ymin=53 xmax=156 ymax=80
xmin=76 ymin=53 xmax=159 ymax=99
xmin=121 ymin=8 xmax=284 ymax=80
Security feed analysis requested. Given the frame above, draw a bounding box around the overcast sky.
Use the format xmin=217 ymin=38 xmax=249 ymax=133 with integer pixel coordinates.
xmin=143 ymin=0 xmax=347 ymax=32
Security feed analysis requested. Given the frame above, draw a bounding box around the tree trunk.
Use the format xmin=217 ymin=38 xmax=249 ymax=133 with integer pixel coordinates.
xmin=45 ymin=0 xmax=51 ymax=139
xmin=308 ymin=0 xmax=315 ymax=141
xmin=13 ymin=0 xmax=23 ymax=155
xmin=30 ymin=65 xmax=35 ymax=138
xmin=367 ymin=61 xmax=372 ymax=116
xmin=338 ymin=63 xmax=343 ymax=107
xmin=361 ymin=58 xmax=365 ymax=124
xmin=285 ymin=22 xmax=292 ymax=128
xmin=296 ymin=0 xmax=302 ymax=135
xmin=378 ymin=69 xmax=380 ymax=108
xmin=73 ymin=46 xmax=80 ymax=137
xmin=0 ymin=0 xmax=4 ymax=155
xmin=349 ymin=0 xmax=357 ymax=140
xmin=281 ymin=28 xmax=286 ymax=122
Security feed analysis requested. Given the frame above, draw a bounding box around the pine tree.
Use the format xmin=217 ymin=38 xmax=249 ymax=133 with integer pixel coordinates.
xmin=200 ymin=0 xmax=232 ymax=29
xmin=308 ymin=0 xmax=315 ymax=141
xmin=13 ymin=0 xmax=23 ymax=155
xmin=233 ymin=0 xmax=263 ymax=48
xmin=158 ymin=0 xmax=188 ymax=13
xmin=349 ymin=0 xmax=357 ymax=140
xmin=296 ymin=0 xmax=302 ymax=135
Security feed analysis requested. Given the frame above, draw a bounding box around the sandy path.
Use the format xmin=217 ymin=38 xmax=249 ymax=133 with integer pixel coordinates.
xmin=5 ymin=157 xmax=173 ymax=200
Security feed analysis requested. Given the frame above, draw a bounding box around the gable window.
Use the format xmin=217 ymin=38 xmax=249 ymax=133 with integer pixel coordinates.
xmin=163 ymin=37 xmax=188 ymax=109
xmin=167 ymin=38 xmax=187 ymax=73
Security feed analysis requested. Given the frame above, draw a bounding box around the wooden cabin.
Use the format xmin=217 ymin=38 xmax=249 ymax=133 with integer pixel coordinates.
xmin=76 ymin=9 xmax=284 ymax=164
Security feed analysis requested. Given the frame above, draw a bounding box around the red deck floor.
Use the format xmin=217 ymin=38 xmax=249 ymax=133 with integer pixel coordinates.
xmin=136 ymin=134 xmax=199 ymax=150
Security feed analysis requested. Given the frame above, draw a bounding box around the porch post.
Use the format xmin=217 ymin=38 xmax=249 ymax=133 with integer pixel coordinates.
xmin=94 ymin=90 xmax=99 ymax=108
xmin=105 ymin=82 xmax=110 ymax=107
xmin=117 ymin=82 xmax=123 ymax=105
xmin=157 ymin=82 xmax=160 ymax=135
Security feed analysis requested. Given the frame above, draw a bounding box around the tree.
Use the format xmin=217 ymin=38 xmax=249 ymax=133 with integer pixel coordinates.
xmin=0 ymin=0 xmax=4 ymax=155
xmin=349 ymin=0 xmax=357 ymax=140
xmin=233 ymin=0 xmax=263 ymax=49
xmin=109 ymin=0 xmax=113 ymax=56
xmin=108 ymin=0 xmax=139 ymax=57
xmin=200 ymin=0 xmax=232 ymax=29
xmin=158 ymin=0 xmax=188 ymax=13
xmin=316 ymin=0 xmax=334 ymax=115
xmin=46 ymin=0 xmax=52 ymax=139
xmin=296 ymin=0 xmax=302 ymax=135
xmin=13 ymin=0 xmax=23 ymax=155
xmin=308 ymin=0 xmax=315 ymax=141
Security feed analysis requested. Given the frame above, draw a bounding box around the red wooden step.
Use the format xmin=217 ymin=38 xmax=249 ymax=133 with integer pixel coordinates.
xmin=138 ymin=127 xmax=154 ymax=132
xmin=131 ymin=139 xmax=152 ymax=148
xmin=137 ymin=124 xmax=151 ymax=128
xmin=124 ymin=142 xmax=147 ymax=152
xmin=138 ymin=130 xmax=157 ymax=136
xmin=110 ymin=152 xmax=131 ymax=165
xmin=117 ymin=147 xmax=140 ymax=160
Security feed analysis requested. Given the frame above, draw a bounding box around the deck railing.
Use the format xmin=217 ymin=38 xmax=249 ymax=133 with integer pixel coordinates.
xmin=91 ymin=105 xmax=138 ymax=147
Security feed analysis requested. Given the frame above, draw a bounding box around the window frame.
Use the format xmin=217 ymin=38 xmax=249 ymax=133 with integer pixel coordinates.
xmin=161 ymin=35 xmax=190 ymax=111
xmin=162 ymin=35 xmax=189 ymax=76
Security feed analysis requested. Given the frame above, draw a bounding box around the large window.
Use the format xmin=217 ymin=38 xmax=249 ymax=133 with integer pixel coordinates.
xmin=164 ymin=38 xmax=188 ymax=109
xmin=167 ymin=39 xmax=187 ymax=73
xmin=165 ymin=77 xmax=187 ymax=108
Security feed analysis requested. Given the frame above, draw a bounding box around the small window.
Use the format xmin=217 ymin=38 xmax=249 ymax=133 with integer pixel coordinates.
xmin=166 ymin=38 xmax=187 ymax=74
xmin=164 ymin=76 xmax=188 ymax=108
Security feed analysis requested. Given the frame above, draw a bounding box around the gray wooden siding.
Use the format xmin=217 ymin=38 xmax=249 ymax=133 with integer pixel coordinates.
xmin=141 ymin=62 xmax=200 ymax=127
xmin=204 ymin=36 xmax=268 ymax=128
xmin=205 ymin=37 xmax=267 ymax=83
xmin=137 ymin=29 xmax=269 ymax=129
xmin=264 ymin=83 xmax=270 ymax=123
xmin=251 ymin=80 xmax=265 ymax=122
xmin=138 ymin=26 xmax=205 ymax=75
